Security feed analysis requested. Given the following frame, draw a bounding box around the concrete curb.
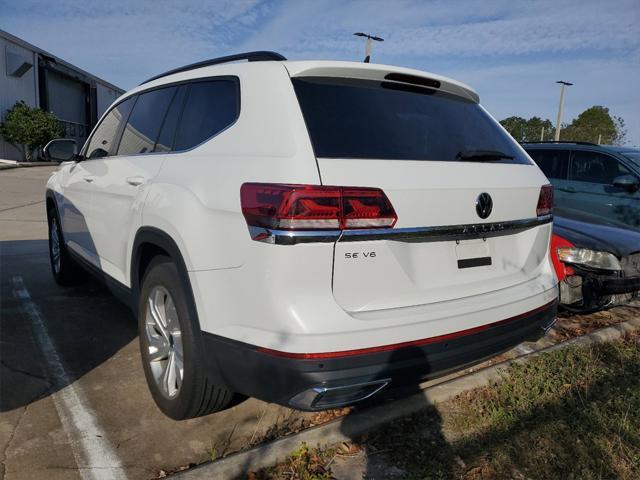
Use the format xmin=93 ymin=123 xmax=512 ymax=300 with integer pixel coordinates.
xmin=0 ymin=162 xmax=58 ymax=170
xmin=175 ymin=316 xmax=640 ymax=479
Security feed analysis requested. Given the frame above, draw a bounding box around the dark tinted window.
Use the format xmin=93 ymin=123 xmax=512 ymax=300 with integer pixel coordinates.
xmin=174 ymin=80 xmax=239 ymax=151
xmin=154 ymin=86 xmax=187 ymax=153
xmin=526 ymin=149 xmax=569 ymax=179
xmin=85 ymin=97 xmax=134 ymax=159
xmin=570 ymin=151 xmax=631 ymax=184
xmin=117 ymin=87 xmax=176 ymax=155
xmin=292 ymin=77 xmax=530 ymax=164
xmin=621 ymin=151 xmax=640 ymax=169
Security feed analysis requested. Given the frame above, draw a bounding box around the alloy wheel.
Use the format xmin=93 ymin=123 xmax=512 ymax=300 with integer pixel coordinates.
xmin=145 ymin=286 xmax=184 ymax=398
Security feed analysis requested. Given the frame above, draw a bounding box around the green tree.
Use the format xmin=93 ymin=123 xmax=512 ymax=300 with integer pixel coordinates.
xmin=500 ymin=116 xmax=528 ymax=142
xmin=0 ymin=101 xmax=65 ymax=161
xmin=500 ymin=116 xmax=554 ymax=142
xmin=560 ymin=105 xmax=627 ymax=145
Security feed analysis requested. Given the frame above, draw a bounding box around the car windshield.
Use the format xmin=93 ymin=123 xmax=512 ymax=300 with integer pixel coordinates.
xmin=292 ymin=76 xmax=531 ymax=164
xmin=621 ymin=151 xmax=640 ymax=169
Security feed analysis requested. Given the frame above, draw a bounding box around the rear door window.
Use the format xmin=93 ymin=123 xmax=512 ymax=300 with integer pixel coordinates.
xmin=117 ymin=86 xmax=177 ymax=155
xmin=173 ymin=80 xmax=239 ymax=151
xmin=85 ymin=97 xmax=134 ymax=159
xmin=527 ymin=149 xmax=569 ymax=179
xmin=570 ymin=151 xmax=631 ymax=184
xmin=292 ymin=76 xmax=530 ymax=164
xmin=154 ymin=86 xmax=187 ymax=153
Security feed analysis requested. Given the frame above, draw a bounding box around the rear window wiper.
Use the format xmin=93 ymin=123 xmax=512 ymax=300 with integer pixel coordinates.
xmin=456 ymin=150 xmax=515 ymax=162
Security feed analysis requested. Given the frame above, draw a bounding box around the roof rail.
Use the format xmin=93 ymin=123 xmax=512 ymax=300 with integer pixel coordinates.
xmin=520 ymin=140 xmax=599 ymax=146
xmin=140 ymin=51 xmax=287 ymax=85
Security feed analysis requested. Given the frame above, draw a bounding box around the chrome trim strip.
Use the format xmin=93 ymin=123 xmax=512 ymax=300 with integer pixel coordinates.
xmin=340 ymin=214 xmax=553 ymax=243
xmin=249 ymin=215 xmax=552 ymax=245
xmin=248 ymin=226 xmax=343 ymax=245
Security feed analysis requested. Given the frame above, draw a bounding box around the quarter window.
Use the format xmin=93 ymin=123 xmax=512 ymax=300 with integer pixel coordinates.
xmin=117 ymin=87 xmax=177 ymax=155
xmin=570 ymin=151 xmax=631 ymax=184
xmin=85 ymin=97 xmax=134 ymax=159
xmin=173 ymin=80 xmax=239 ymax=151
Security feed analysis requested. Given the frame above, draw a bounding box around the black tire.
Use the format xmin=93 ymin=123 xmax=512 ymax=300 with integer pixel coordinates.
xmin=47 ymin=206 xmax=86 ymax=286
xmin=138 ymin=256 xmax=233 ymax=419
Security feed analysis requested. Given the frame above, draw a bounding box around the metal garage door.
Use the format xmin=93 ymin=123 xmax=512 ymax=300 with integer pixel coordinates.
xmin=44 ymin=70 xmax=90 ymax=148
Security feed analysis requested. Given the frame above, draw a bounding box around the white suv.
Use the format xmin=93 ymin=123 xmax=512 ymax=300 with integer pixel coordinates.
xmin=44 ymin=51 xmax=558 ymax=420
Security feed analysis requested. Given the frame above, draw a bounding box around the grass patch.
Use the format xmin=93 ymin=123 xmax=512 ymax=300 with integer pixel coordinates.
xmin=255 ymin=337 xmax=640 ymax=479
xmin=252 ymin=442 xmax=337 ymax=480
xmin=372 ymin=337 xmax=640 ymax=479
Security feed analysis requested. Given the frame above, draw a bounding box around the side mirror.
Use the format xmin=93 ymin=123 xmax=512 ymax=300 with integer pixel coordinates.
xmin=43 ymin=139 xmax=77 ymax=162
xmin=612 ymin=174 xmax=640 ymax=193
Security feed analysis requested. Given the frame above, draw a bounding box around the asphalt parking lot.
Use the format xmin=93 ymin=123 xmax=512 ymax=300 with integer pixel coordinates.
xmin=0 ymin=166 xmax=312 ymax=479
xmin=1 ymin=166 xmax=638 ymax=480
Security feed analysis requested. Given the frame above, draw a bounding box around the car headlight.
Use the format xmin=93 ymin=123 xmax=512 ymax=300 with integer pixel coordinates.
xmin=557 ymin=247 xmax=622 ymax=271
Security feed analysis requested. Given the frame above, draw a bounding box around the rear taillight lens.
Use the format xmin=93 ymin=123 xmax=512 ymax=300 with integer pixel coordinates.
xmin=550 ymin=233 xmax=575 ymax=282
xmin=536 ymin=184 xmax=554 ymax=216
xmin=240 ymin=183 xmax=397 ymax=231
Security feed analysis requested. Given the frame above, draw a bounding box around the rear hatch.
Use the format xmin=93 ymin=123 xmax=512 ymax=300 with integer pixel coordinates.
xmin=289 ymin=65 xmax=552 ymax=312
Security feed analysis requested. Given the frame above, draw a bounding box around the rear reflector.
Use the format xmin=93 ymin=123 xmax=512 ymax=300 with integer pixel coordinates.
xmin=536 ymin=184 xmax=554 ymax=216
xmin=240 ymin=183 xmax=397 ymax=231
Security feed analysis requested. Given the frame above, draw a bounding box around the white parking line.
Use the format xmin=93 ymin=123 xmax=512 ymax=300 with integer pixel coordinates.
xmin=12 ymin=276 xmax=127 ymax=480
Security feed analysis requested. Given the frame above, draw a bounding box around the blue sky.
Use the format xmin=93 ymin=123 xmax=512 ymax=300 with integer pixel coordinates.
xmin=2 ymin=0 xmax=639 ymax=145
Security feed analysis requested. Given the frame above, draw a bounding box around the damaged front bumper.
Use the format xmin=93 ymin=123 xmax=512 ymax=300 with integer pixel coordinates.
xmin=559 ymin=253 xmax=640 ymax=312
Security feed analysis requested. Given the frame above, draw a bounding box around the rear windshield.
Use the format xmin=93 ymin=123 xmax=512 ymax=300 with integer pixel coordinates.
xmin=292 ymin=77 xmax=530 ymax=164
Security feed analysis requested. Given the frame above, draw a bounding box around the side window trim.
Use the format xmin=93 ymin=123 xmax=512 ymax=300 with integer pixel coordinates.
xmin=151 ymin=86 xmax=179 ymax=152
xmin=111 ymin=95 xmax=139 ymax=157
xmin=558 ymin=149 xmax=569 ymax=180
xmin=81 ymin=75 xmax=240 ymax=158
xmin=153 ymin=84 xmax=189 ymax=153
xmin=567 ymin=149 xmax=575 ymax=181
xmin=81 ymin=95 xmax=137 ymax=160
xmin=81 ymin=96 xmax=130 ymax=158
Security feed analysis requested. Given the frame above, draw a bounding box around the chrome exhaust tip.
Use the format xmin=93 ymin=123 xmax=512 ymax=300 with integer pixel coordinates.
xmin=289 ymin=379 xmax=391 ymax=410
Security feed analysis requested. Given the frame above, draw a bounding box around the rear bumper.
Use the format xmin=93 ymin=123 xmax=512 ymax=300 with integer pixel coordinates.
xmin=202 ymin=299 xmax=557 ymax=410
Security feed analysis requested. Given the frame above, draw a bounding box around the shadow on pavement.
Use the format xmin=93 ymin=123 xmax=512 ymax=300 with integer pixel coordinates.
xmin=0 ymin=238 xmax=137 ymax=412
xmin=336 ymin=347 xmax=453 ymax=479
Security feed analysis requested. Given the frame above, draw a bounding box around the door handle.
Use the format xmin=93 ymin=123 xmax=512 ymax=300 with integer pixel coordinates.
xmin=126 ymin=176 xmax=146 ymax=186
xmin=558 ymin=186 xmax=576 ymax=193
xmin=84 ymin=175 xmax=95 ymax=183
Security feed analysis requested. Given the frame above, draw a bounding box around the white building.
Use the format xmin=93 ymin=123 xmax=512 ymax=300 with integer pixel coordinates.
xmin=0 ymin=29 xmax=124 ymax=160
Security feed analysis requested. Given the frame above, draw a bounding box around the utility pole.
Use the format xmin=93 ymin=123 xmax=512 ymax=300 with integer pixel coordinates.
xmin=554 ymin=80 xmax=573 ymax=141
xmin=354 ymin=32 xmax=384 ymax=63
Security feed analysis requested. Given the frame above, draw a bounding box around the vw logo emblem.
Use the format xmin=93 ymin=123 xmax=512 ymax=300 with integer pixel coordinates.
xmin=476 ymin=193 xmax=493 ymax=219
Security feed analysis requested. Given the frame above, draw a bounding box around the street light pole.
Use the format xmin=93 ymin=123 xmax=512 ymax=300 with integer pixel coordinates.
xmin=554 ymin=80 xmax=573 ymax=141
xmin=353 ymin=32 xmax=384 ymax=63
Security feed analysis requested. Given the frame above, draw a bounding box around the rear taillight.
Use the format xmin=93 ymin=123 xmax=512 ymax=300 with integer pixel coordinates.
xmin=550 ymin=233 xmax=575 ymax=282
xmin=536 ymin=184 xmax=554 ymax=216
xmin=240 ymin=183 xmax=397 ymax=231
